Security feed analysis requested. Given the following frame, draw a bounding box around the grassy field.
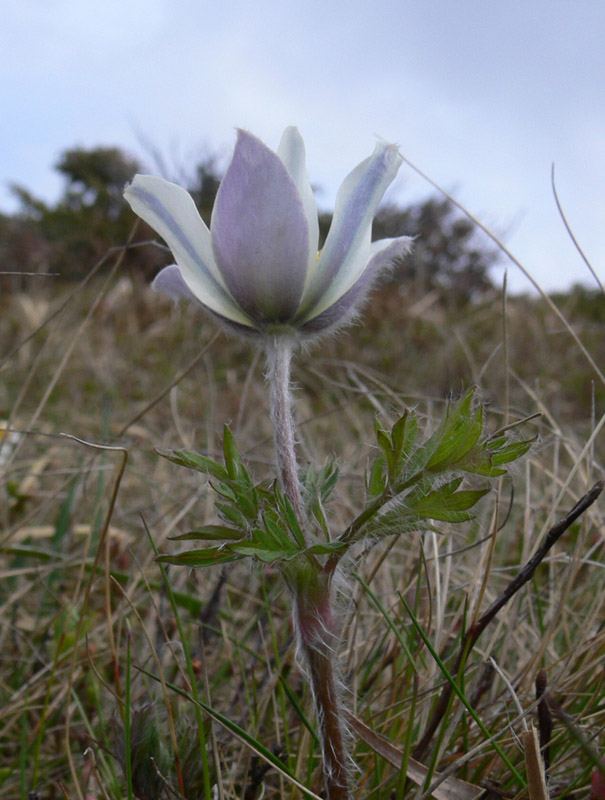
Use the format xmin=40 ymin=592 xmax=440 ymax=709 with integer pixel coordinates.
xmin=0 ymin=254 xmax=603 ymax=799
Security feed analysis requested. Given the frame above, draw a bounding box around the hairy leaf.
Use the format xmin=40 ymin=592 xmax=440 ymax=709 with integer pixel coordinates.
xmin=156 ymin=448 xmax=229 ymax=481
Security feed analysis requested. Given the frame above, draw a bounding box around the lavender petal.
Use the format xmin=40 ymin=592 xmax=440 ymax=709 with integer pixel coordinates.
xmin=211 ymin=129 xmax=309 ymax=323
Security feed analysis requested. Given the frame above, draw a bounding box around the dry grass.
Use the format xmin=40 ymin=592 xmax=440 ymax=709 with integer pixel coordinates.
xmin=0 ymin=255 xmax=603 ymax=799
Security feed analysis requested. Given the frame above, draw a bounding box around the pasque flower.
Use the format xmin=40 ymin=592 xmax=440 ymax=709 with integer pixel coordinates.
xmin=125 ymin=127 xmax=413 ymax=800
xmin=124 ymin=127 xmax=411 ymax=338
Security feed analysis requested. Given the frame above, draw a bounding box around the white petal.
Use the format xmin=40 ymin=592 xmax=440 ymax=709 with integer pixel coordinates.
xmin=125 ymin=175 xmax=253 ymax=326
xmin=366 ymin=235 xmax=414 ymax=271
xmin=300 ymin=142 xmax=402 ymax=318
xmin=299 ymin=235 xmax=413 ymax=332
xmin=277 ymin=127 xmax=320 ymax=291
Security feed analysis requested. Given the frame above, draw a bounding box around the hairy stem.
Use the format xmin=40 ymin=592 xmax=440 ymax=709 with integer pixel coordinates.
xmin=265 ymin=338 xmax=306 ymax=534
xmin=305 ymin=641 xmax=351 ymax=800
xmin=266 ymin=338 xmax=351 ymax=799
xmin=294 ymin=575 xmax=351 ymax=800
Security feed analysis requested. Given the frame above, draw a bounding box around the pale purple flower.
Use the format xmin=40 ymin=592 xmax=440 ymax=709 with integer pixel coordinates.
xmin=124 ymin=127 xmax=411 ymax=338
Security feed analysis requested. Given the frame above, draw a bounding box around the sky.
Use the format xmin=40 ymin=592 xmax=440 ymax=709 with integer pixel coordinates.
xmin=2 ymin=0 xmax=604 ymax=293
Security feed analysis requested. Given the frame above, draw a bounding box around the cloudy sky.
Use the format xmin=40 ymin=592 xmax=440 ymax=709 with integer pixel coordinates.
xmin=2 ymin=0 xmax=603 ymax=293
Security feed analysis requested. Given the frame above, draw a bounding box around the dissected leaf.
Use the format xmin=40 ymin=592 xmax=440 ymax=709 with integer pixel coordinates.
xmin=424 ymin=394 xmax=483 ymax=472
xmin=406 ymin=478 xmax=489 ymax=523
xmin=159 ymin=393 xmax=535 ymax=573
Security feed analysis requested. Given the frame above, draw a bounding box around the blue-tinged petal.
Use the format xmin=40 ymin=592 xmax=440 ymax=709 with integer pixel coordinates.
xmin=152 ymin=265 xmax=267 ymax=337
xmin=300 ymin=236 xmax=412 ymax=334
xmin=152 ymin=264 xmax=197 ymax=303
xmin=211 ymin=130 xmax=309 ymax=324
xmin=125 ymin=175 xmax=253 ymax=326
xmin=277 ymin=127 xmax=320 ymax=290
xmin=298 ymin=142 xmax=402 ymax=319
xmin=299 ymin=272 xmax=372 ymax=334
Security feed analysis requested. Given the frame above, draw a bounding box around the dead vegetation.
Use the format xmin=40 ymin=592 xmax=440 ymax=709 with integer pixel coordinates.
xmin=0 ymin=256 xmax=603 ymax=799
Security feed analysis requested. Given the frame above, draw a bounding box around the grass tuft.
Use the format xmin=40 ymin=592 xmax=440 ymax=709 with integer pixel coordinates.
xmin=0 ymin=242 xmax=603 ymax=798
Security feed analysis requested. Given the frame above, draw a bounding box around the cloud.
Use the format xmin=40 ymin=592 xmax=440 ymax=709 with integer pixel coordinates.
xmin=1 ymin=0 xmax=604 ymax=291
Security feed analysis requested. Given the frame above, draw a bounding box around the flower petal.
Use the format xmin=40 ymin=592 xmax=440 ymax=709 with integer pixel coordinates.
xmin=152 ymin=264 xmax=197 ymax=303
xmin=299 ymin=142 xmax=402 ymax=319
xmin=152 ymin=265 xmax=266 ymax=337
xmin=366 ymin=235 xmax=414 ymax=274
xmin=277 ymin=126 xmax=320 ymax=290
xmin=301 ymin=235 xmax=412 ymax=334
xmin=211 ymin=129 xmax=309 ymax=323
xmin=125 ymin=175 xmax=253 ymax=326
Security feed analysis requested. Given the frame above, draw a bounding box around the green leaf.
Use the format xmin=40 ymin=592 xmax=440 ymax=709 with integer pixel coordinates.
xmin=237 ymin=548 xmax=290 ymax=563
xmin=269 ymin=483 xmax=303 ymax=547
xmin=212 ymin=481 xmax=238 ymax=502
xmin=408 ymin=478 xmax=490 ymax=522
xmin=156 ymin=448 xmax=229 ymax=481
xmin=375 ymin=426 xmax=392 ymax=456
xmin=487 ymin=435 xmax=508 ymax=449
xmin=461 ymin=434 xmax=535 ymax=476
xmin=319 ymin=460 xmax=339 ymax=502
xmin=169 ymin=525 xmax=244 ymax=542
xmin=305 ymin=541 xmax=348 ymax=556
xmin=424 ymin=392 xmax=483 ymax=472
xmin=391 ymin=411 xmax=408 ymax=454
xmin=262 ymin=513 xmax=290 ymax=548
xmin=222 ymin=425 xmax=242 ymax=480
xmin=376 ymin=426 xmax=398 ymax=479
xmin=231 ymin=482 xmax=259 ymax=519
xmin=392 ymin=410 xmax=419 ymax=465
xmin=230 ymin=526 xmax=298 ymax=562
xmin=216 ymin=502 xmax=248 ymax=530
xmin=459 ymin=449 xmax=507 ymax=478
xmin=157 ymin=548 xmax=245 ymax=567
xmin=303 ymin=460 xmax=339 ymax=539
xmin=341 ymin=390 xmax=535 ymax=552
xmin=366 ymin=453 xmax=387 ymax=498
xmin=230 ymin=543 xmax=291 ymax=563
xmin=281 ymin=495 xmax=306 ymax=548
xmin=491 ymin=438 xmax=534 ymax=466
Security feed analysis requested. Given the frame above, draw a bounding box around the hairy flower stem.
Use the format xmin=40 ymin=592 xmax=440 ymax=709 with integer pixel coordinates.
xmin=266 ymin=339 xmax=351 ymax=800
xmin=307 ymin=652 xmax=350 ymax=800
xmin=296 ymin=584 xmax=351 ymax=800
xmin=265 ymin=339 xmax=306 ymax=532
